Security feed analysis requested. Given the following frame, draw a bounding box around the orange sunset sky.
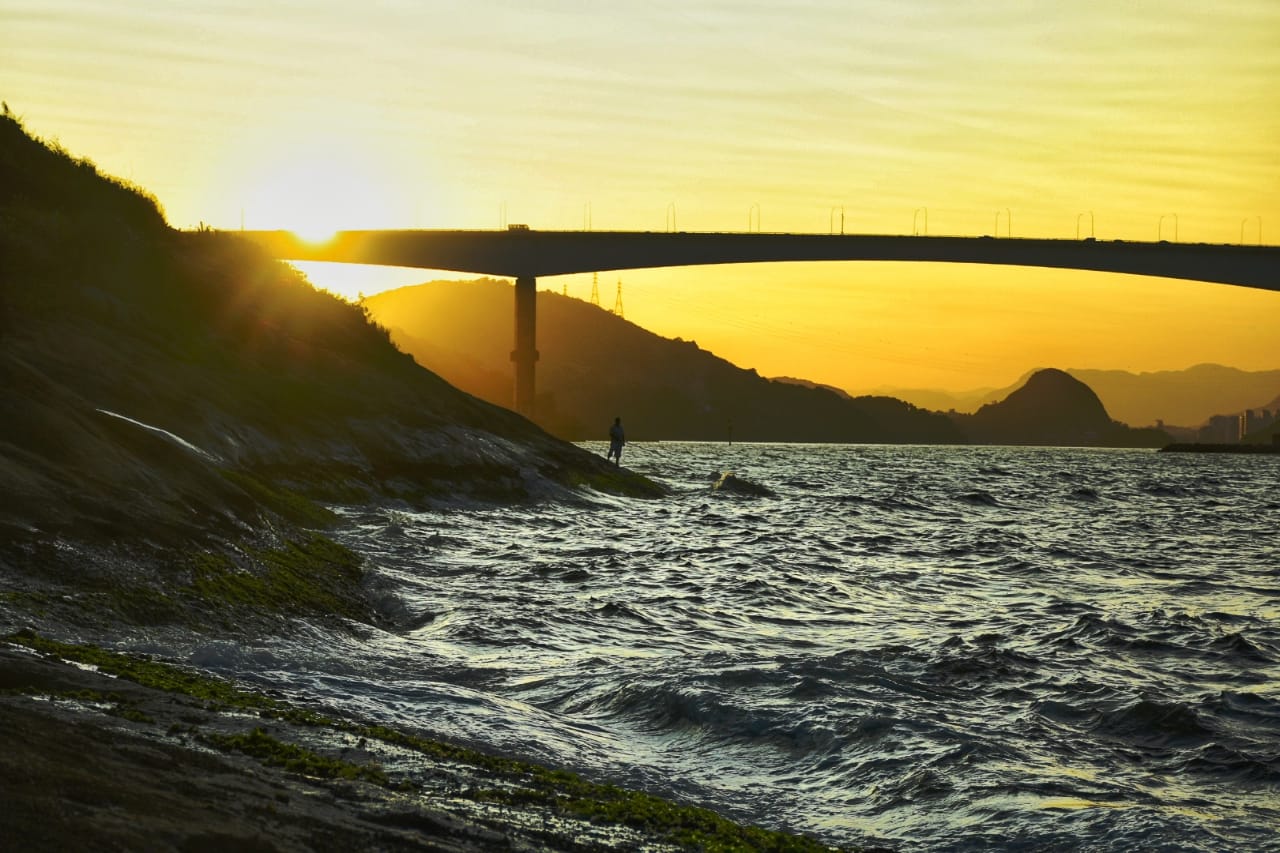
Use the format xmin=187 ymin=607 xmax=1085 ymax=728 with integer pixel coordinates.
xmin=3 ymin=0 xmax=1277 ymax=393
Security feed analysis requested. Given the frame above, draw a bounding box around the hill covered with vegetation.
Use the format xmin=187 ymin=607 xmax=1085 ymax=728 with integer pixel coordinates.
xmin=0 ymin=107 xmax=659 ymax=634
xmin=365 ymin=279 xmax=964 ymax=444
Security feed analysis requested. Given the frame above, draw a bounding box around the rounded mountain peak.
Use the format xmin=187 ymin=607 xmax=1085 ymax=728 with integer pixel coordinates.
xmin=1019 ymin=368 xmax=1106 ymax=406
xmin=968 ymin=368 xmax=1114 ymax=443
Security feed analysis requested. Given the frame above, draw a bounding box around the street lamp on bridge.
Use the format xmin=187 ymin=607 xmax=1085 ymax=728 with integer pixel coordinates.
xmin=1240 ymin=216 xmax=1262 ymax=245
xmin=913 ymin=207 xmax=928 ymax=236
xmin=1076 ymin=211 xmax=1095 ymax=240
xmin=995 ymin=208 xmax=1012 ymax=238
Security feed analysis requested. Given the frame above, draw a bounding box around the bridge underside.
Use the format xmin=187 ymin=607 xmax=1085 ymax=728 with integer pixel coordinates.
xmin=238 ymin=229 xmax=1280 ymax=418
xmin=241 ymin=230 xmax=1280 ymax=290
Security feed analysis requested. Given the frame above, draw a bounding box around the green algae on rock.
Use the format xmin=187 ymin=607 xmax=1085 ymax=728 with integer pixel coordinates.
xmin=187 ymin=533 xmax=366 ymax=621
xmin=3 ymin=633 xmax=846 ymax=852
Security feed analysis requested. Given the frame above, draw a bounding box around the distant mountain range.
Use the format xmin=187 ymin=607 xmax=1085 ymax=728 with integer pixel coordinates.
xmin=366 ymin=280 xmax=1164 ymax=448
xmin=864 ymin=364 xmax=1280 ymax=428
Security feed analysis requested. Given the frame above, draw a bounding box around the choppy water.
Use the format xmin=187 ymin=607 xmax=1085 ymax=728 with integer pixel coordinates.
xmin=191 ymin=444 xmax=1279 ymax=851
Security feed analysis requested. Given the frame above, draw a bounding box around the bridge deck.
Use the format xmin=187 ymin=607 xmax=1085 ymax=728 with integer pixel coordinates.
xmin=234 ymin=228 xmax=1278 ymax=418
xmin=237 ymin=229 xmax=1280 ymax=291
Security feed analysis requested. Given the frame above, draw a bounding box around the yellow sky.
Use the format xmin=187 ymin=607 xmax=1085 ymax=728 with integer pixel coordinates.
xmin=3 ymin=0 xmax=1277 ymax=392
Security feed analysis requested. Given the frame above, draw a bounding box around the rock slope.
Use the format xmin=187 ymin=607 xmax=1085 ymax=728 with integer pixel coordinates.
xmin=0 ymin=109 xmax=660 ymax=633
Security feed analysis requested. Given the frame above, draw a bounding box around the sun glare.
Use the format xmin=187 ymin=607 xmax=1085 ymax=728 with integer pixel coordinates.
xmin=236 ymin=133 xmax=410 ymax=241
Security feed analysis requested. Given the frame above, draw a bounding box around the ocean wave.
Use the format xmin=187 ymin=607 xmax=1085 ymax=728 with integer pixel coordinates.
xmin=1091 ymin=697 xmax=1216 ymax=747
xmin=300 ymin=444 xmax=1280 ymax=851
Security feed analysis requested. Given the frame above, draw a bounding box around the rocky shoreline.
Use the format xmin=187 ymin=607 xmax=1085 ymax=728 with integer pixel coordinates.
xmin=0 ymin=110 xmax=868 ymax=852
xmin=0 ymin=633 xmax=847 ymax=852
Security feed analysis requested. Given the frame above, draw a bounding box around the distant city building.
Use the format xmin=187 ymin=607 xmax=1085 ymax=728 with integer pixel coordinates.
xmin=1199 ymin=414 xmax=1241 ymax=444
xmin=1240 ymin=409 xmax=1274 ymax=439
xmin=1198 ymin=409 xmax=1276 ymax=443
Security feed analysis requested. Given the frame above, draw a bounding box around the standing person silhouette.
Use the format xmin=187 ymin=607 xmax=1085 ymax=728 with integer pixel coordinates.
xmin=607 ymin=416 xmax=626 ymax=465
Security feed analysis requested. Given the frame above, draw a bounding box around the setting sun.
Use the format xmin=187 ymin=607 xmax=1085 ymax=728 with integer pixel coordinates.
xmin=6 ymin=0 xmax=1275 ymax=396
xmin=238 ymin=137 xmax=406 ymax=241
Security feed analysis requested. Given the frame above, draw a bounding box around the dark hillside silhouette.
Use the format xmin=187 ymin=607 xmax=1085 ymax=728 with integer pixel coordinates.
xmin=771 ymin=377 xmax=854 ymax=399
xmin=365 ymin=280 xmax=963 ymax=444
xmin=0 ymin=110 xmax=658 ymax=630
xmin=951 ymin=369 xmax=1170 ymax=447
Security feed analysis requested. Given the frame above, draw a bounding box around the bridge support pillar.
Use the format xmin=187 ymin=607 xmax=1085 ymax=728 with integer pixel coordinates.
xmin=511 ymin=275 xmax=538 ymax=417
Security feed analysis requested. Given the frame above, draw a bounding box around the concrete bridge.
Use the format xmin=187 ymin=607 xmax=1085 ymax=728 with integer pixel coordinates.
xmin=238 ymin=229 xmax=1280 ymax=416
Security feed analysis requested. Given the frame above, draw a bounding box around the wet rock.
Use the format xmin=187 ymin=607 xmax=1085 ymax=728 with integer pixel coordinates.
xmin=711 ymin=472 xmax=776 ymax=498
